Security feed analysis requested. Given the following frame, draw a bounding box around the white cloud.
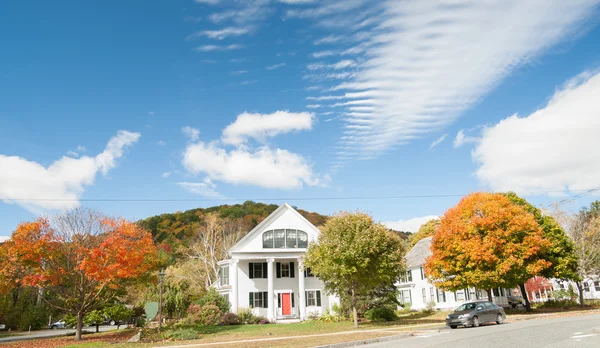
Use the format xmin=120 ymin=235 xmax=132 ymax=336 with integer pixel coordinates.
xmin=383 ymin=215 xmax=439 ymax=233
xmin=298 ymin=0 xmax=599 ymax=162
xmin=240 ymin=79 xmax=258 ymax=85
xmin=182 ymin=143 xmax=321 ymax=189
xmin=314 ymin=35 xmax=342 ymax=45
xmin=222 ymin=110 xmax=314 ymax=145
xmin=453 ymin=130 xmax=479 ymax=148
xmin=279 ymin=0 xmax=316 ymax=4
xmin=0 ymin=236 xmax=9 ymax=243
xmin=230 ymin=70 xmax=248 ymax=75
xmin=0 ymin=131 xmax=140 ymax=212
xmin=178 ymin=178 xmax=223 ymax=198
xmin=306 ymin=95 xmax=345 ymax=101
xmin=473 ymin=70 xmax=600 ymax=195
xmin=307 ymin=60 xmax=355 ymax=71
xmin=195 ymin=44 xmax=243 ymax=52
xmin=187 ymin=27 xmax=249 ymax=40
xmin=306 ymin=104 xmax=321 ymax=109
xmin=182 ymin=126 xmax=200 ymax=142
xmin=157 ymin=140 xmax=167 ymax=146
xmin=429 ymin=134 xmax=448 ymax=150
xmin=265 ymin=63 xmax=286 ymax=70
xmin=208 ymin=2 xmax=272 ymax=25
xmin=161 ymin=172 xmax=171 ymax=178
xmin=67 ymin=150 xmax=79 ymax=157
xmin=75 ymin=145 xmax=87 ymax=152
xmin=194 ymin=0 xmax=221 ymax=4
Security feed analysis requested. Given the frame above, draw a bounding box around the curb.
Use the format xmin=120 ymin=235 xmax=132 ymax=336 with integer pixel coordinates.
xmin=311 ymin=333 xmax=411 ymax=348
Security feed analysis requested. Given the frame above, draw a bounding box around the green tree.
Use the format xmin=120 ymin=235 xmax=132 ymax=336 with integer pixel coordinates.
xmin=305 ymin=211 xmax=406 ymax=328
xmin=84 ymin=310 xmax=105 ymax=333
xmin=504 ymin=192 xmax=580 ymax=311
xmin=104 ymin=304 xmax=133 ymax=329
xmin=409 ymin=219 xmax=440 ymax=247
xmin=568 ymin=204 xmax=600 ymax=306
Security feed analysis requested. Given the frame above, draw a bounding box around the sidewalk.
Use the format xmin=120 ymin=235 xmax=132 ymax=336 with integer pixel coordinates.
xmin=506 ymin=308 xmax=600 ymax=322
xmin=151 ymin=323 xmax=446 ymax=348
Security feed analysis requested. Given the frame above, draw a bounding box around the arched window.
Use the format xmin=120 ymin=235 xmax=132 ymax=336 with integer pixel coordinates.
xmin=262 ymin=229 xmax=309 ymax=249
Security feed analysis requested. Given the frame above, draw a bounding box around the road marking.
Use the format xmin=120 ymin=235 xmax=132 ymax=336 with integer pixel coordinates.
xmin=573 ymin=332 xmax=583 ymax=334
xmin=571 ymin=334 xmax=596 ymax=339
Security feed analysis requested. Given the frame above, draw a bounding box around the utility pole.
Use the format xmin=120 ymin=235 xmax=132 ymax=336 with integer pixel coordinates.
xmin=158 ymin=268 xmax=166 ymax=330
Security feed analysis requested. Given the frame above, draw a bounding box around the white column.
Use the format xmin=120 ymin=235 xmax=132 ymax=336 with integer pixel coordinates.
xmin=231 ymin=260 xmax=239 ymax=313
xmin=298 ymin=259 xmax=306 ymax=321
xmin=267 ymin=258 xmax=275 ymax=322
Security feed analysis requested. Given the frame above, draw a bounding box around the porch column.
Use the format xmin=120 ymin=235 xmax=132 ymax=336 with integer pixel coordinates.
xmin=267 ymin=258 xmax=275 ymax=321
xmin=231 ymin=259 xmax=239 ymax=313
xmin=298 ymin=259 xmax=306 ymax=321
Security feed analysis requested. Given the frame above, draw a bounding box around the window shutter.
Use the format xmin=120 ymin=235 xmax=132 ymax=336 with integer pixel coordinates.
xmin=292 ymin=292 xmax=295 ymax=307
xmin=249 ymin=292 xmax=254 ymax=308
xmin=305 ymin=291 xmax=308 ymax=307
xmin=263 ymin=291 xmax=268 ymax=308
xmin=262 ymin=263 xmax=268 ymax=279
xmin=276 ymin=262 xmax=281 ymax=278
xmin=278 ymin=293 xmax=281 ymax=308
xmin=249 ymin=263 xmax=254 ymax=279
xmin=316 ymin=290 xmax=322 ymax=307
xmin=290 ymin=262 xmax=295 ymax=278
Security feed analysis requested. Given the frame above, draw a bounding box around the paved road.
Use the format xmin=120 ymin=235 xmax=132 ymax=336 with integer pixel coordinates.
xmin=0 ymin=325 xmax=121 ymax=343
xmin=363 ymin=313 xmax=600 ymax=348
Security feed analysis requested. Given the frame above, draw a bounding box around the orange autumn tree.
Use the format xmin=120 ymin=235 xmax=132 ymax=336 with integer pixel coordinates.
xmin=5 ymin=209 xmax=157 ymax=340
xmin=424 ymin=192 xmax=551 ymax=301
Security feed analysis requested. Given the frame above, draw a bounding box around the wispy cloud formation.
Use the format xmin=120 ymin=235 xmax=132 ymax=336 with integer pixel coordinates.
xmin=314 ymin=35 xmax=343 ymax=45
xmin=429 ymin=134 xmax=448 ymax=150
xmin=0 ymin=131 xmax=140 ymax=212
xmin=187 ymin=27 xmax=248 ymax=40
xmin=182 ymin=126 xmax=200 ymax=142
xmin=265 ymin=63 xmax=286 ymax=70
xmin=230 ymin=70 xmax=248 ymax=75
xmin=383 ymin=215 xmax=439 ymax=233
xmin=296 ymin=0 xmax=600 ymax=162
xmin=195 ymin=44 xmax=243 ymax=52
xmin=178 ymin=179 xmax=224 ymax=198
xmin=453 ymin=130 xmax=479 ymax=148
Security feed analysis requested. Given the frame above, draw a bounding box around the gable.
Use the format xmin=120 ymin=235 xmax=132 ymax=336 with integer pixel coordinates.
xmin=405 ymin=236 xmax=433 ymax=269
xmin=229 ymin=203 xmax=320 ymax=254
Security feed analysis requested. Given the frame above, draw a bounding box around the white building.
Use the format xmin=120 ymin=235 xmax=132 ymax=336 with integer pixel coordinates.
xmin=214 ymin=203 xmax=338 ymax=322
xmin=397 ymin=236 xmax=513 ymax=310
xmin=549 ymin=278 xmax=600 ymax=301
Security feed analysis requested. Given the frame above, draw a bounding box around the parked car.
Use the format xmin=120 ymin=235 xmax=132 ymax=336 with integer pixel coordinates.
xmin=49 ymin=320 xmax=66 ymax=329
xmin=507 ymin=295 xmax=524 ymax=308
xmin=446 ymin=301 xmax=506 ymax=329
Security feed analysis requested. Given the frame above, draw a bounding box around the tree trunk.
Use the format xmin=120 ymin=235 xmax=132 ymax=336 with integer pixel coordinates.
xmin=576 ymin=281 xmax=585 ymax=307
xmin=95 ymin=324 xmax=99 ymax=333
xmin=486 ymin=289 xmax=493 ymax=302
xmin=519 ymin=283 xmax=532 ymax=312
xmin=75 ymin=312 xmax=84 ymax=340
xmin=351 ymin=289 xmax=358 ymax=328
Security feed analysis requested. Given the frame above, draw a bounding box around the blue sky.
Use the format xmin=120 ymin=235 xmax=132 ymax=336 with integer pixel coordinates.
xmin=2 ymin=0 xmax=600 ymax=238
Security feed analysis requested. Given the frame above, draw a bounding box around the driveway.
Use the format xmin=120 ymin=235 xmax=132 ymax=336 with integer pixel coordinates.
xmin=362 ymin=313 xmax=600 ymax=348
xmin=0 ymin=325 xmax=121 ymax=344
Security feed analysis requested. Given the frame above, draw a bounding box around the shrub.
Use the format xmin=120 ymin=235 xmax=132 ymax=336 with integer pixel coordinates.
xmin=196 ymin=305 xmax=223 ymax=326
xmin=258 ymin=317 xmax=270 ymax=324
xmin=221 ymin=312 xmax=240 ymax=325
xmin=195 ymin=288 xmax=230 ymax=313
xmin=165 ymin=328 xmax=200 ymax=341
xmin=307 ymin=311 xmax=320 ymax=321
xmin=236 ymin=308 xmax=255 ymax=324
xmin=364 ymin=307 xmax=398 ymax=321
xmin=534 ymin=299 xmax=579 ymax=309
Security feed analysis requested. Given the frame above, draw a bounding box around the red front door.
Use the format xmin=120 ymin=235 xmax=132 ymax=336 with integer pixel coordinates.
xmin=282 ymin=293 xmax=291 ymax=316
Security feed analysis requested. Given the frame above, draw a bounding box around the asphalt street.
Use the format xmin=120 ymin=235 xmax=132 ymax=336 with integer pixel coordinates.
xmin=0 ymin=325 xmax=121 ymax=343
xmin=363 ymin=313 xmax=600 ymax=348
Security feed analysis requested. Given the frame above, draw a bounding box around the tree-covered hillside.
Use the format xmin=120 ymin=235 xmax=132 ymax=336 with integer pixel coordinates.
xmin=137 ymin=201 xmax=329 ymax=250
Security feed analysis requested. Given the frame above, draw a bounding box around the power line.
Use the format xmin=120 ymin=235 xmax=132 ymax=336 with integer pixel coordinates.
xmin=5 ymin=188 xmax=600 ymax=203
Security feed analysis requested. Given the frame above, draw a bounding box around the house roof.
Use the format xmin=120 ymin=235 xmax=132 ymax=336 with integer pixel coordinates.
xmin=227 ymin=203 xmax=320 ymax=255
xmin=405 ymin=236 xmax=433 ymax=269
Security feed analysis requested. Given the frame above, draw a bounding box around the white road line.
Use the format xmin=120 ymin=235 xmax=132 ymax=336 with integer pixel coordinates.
xmin=571 ymin=334 xmax=596 ymax=339
xmin=573 ymin=331 xmax=583 ymax=334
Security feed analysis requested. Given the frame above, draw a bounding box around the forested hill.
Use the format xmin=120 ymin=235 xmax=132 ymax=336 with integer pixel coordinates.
xmin=137 ymin=201 xmax=329 ymax=250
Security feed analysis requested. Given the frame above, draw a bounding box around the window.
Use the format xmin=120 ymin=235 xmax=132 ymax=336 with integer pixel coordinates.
xmin=262 ymin=229 xmax=309 ymax=249
xmin=437 ymin=289 xmax=446 ymax=303
xmin=249 ymin=262 xmax=267 ymax=279
xmin=220 ymin=266 xmax=229 ymax=286
xmin=430 ymin=287 xmax=435 ymax=303
xmin=305 ymin=290 xmax=321 ymax=307
xmin=277 ymin=293 xmax=295 ymax=308
xmin=249 ymin=292 xmax=268 ymax=308
xmin=223 ymin=294 xmax=230 ymax=309
xmin=420 ymin=267 xmax=425 ymax=280
xmin=399 ymin=290 xmax=412 ymax=305
xmin=595 ymin=281 xmax=600 ymax=291
xmin=493 ymin=288 xmax=500 ymax=297
xmin=304 ymin=267 xmax=314 ymax=277
xmin=465 ymin=289 xmax=471 ymax=301
xmin=277 ymin=262 xmax=295 ymax=278
xmin=584 ymin=282 xmax=590 ymax=292
xmin=400 ymin=270 xmax=413 ymax=283
xmin=422 ymin=288 xmax=427 ymax=303
xmin=456 ymin=290 xmax=465 ymax=301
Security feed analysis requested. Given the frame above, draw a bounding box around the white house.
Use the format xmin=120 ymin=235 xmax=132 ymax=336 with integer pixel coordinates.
xmin=397 ymin=236 xmax=514 ymax=310
xmin=549 ymin=278 xmax=600 ymax=301
xmin=214 ymin=203 xmax=338 ymax=322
